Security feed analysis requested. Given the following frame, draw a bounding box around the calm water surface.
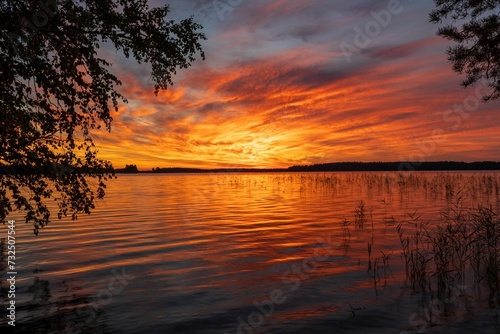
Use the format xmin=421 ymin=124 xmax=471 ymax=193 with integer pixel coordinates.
xmin=2 ymin=172 xmax=500 ymax=333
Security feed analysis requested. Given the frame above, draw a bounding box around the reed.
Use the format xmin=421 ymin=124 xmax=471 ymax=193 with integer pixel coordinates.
xmin=396 ymin=203 xmax=500 ymax=308
xmin=340 ymin=217 xmax=351 ymax=239
xmin=354 ymin=200 xmax=367 ymax=229
xmin=340 ymin=217 xmax=351 ymax=255
xmin=367 ymin=238 xmax=373 ymax=271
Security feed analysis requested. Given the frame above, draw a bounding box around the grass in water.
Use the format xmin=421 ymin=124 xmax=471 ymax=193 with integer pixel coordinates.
xmin=397 ymin=202 xmax=500 ymax=308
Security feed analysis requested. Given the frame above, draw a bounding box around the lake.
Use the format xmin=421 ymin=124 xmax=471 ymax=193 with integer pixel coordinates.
xmin=2 ymin=172 xmax=500 ymax=333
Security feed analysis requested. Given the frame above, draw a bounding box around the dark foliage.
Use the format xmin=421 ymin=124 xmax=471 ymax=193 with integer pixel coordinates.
xmin=0 ymin=0 xmax=205 ymax=234
xmin=430 ymin=0 xmax=500 ymax=101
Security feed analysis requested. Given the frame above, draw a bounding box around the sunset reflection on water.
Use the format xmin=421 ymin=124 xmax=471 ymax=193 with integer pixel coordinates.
xmin=2 ymin=172 xmax=500 ymax=333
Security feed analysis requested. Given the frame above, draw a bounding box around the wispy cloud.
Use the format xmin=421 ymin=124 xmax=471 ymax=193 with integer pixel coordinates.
xmin=93 ymin=0 xmax=500 ymax=169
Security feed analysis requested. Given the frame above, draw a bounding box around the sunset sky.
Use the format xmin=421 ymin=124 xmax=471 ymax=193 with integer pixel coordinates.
xmin=94 ymin=0 xmax=500 ymax=170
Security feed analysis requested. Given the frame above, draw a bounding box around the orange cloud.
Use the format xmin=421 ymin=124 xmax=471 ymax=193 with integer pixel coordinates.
xmin=90 ymin=2 xmax=500 ymax=170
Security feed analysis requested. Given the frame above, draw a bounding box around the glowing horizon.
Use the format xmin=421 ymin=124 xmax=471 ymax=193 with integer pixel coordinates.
xmin=91 ymin=0 xmax=500 ymax=171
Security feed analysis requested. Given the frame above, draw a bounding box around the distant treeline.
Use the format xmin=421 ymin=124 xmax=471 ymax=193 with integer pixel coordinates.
xmin=5 ymin=161 xmax=499 ymax=175
xmin=149 ymin=167 xmax=287 ymax=174
xmin=287 ymin=161 xmax=500 ymax=172
xmin=0 ymin=164 xmax=112 ymax=175
xmin=141 ymin=161 xmax=500 ymax=173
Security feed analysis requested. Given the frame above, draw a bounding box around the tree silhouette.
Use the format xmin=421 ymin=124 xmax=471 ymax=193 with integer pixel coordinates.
xmin=123 ymin=165 xmax=139 ymax=173
xmin=430 ymin=0 xmax=500 ymax=101
xmin=0 ymin=0 xmax=205 ymax=234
